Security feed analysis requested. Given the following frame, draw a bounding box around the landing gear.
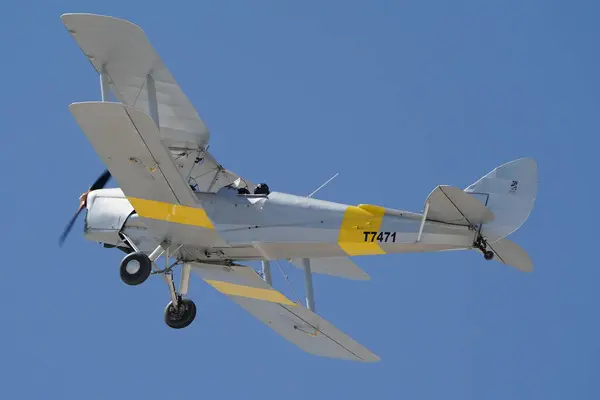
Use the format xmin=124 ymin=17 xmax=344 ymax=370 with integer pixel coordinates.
xmin=474 ymin=235 xmax=495 ymax=261
xmin=117 ymin=235 xmax=197 ymax=329
xmin=164 ymin=297 xmax=197 ymax=329
xmin=120 ymin=252 xmax=152 ymax=285
xmin=160 ymin=265 xmax=195 ymax=329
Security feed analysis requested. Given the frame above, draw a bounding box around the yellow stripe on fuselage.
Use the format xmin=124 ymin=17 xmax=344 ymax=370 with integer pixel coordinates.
xmin=127 ymin=197 xmax=214 ymax=229
xmin=204 ymin=280 xmax=296 ymax=306
xmin=338 ymin=204 xmax=387 ymax=256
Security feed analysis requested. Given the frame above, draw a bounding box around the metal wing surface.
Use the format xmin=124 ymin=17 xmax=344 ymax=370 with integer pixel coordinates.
xmin=62 ymin=13 xmax=253 ymax=193
xmin=192 ymin=263 xmax=380 ymax=362
xmin=289 ymin=257 xmax=370 ymax=281
xmin=70 ymin=102 xmax=228 ymax=247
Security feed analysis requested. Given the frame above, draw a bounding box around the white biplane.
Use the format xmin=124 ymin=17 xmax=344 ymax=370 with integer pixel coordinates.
xmin=59 ymin=14 xmax=537 ymax=362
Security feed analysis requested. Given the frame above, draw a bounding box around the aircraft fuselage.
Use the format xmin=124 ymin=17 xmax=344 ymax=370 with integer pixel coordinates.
xmin=84 ymin=187 xmax=475 ymax=262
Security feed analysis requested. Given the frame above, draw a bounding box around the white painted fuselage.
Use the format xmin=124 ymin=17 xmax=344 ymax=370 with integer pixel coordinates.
xmin=84 ymin=187 xmax=475 ymax=263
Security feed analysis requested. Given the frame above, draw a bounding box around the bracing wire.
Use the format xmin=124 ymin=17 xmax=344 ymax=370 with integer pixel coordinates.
xmin=274 ymin=259 xmax=303 ymax=305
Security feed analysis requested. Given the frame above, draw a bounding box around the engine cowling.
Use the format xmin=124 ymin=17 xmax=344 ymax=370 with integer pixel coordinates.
xmin=84 ymin=188 xmax=134 ymax=246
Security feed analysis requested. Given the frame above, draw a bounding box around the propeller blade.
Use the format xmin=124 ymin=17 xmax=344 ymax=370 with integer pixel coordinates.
xmin=89 ymin=169 xmax=111 ymax=191
xmin=58 ymin=203 xmax=85 ymax=247
xmin=58 ymin=169 xmax=111 ymax=247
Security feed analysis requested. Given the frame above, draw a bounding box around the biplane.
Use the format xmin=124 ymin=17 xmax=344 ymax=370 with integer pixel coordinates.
xmin=59 ymin=13 xmax=538 ymax=362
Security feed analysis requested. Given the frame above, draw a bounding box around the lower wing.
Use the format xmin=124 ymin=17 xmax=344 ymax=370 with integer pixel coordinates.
xmin=192 ymin=263 xmax=379 ymax=362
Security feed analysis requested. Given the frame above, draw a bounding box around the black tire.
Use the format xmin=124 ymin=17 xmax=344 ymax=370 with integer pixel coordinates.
xmin=164 ymin=299 xmax=197 ymax=329
xmin=120 ymin=252 xmax=152 ymax=286
xmin=484 ymin=250 xmax=495 ymax=260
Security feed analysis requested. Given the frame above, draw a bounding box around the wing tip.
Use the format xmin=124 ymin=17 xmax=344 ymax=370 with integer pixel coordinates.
xmin=69 ymin=102 xmax=153 ymax=121
xmin=61 ymin=13 xmax=147 ymax=40
xmin=518 ymin=261 xmax=534 ymax=273
xmin=362 ymin=353 xmax=382 ymax=363
xmin=61 ymin=13 xmax=142 ymax=28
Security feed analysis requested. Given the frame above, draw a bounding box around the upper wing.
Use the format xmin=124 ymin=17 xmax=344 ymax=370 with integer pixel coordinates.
xmin=70 ymin=102 xmax=197 ymax=206
xmin=192 ymin=263 xmax=380 ymax=362
xmin=70 ymin=102 xmax=228 ymax=247
xmin=62 ymin=13 xmax=252 ymax=193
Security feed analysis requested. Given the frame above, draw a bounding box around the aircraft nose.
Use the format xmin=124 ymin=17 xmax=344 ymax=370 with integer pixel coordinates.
xmin=82 ymin=191 xmax=98 ymax=233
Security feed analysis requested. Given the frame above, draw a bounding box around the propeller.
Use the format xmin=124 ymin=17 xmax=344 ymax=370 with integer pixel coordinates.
xmin=58 ymin=169 xmax=111 ymax=247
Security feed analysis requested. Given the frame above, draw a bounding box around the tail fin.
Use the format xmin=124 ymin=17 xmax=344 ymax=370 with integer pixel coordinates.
xmin=465 ymin=158 xmax=538 ymax=243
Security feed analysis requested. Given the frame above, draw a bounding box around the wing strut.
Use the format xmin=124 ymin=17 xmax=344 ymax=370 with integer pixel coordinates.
xmin=100 ymin=64 xmax=110 ymax=101
xmin=301 ymin=258 xmax=316 ymax=312
xmin=416 ymin=200 xmax=431 ymax=243
xmin=146 ymin=74 xmax=160 ymax=128
xmin=261 ymin=260 xmax=273 ymax=286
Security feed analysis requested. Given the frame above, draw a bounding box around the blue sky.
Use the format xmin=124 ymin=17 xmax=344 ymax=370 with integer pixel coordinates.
xmin=1 ymin=1 xmax=598 ymax=398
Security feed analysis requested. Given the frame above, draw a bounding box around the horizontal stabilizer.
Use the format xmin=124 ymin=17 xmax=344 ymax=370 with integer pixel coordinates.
xmin=192 ymin=263 xmax=379 ymax=362
xmin=426 ymin=185 xmax=494 ymax=226
xmin=487 ymin=238 xmax=533 ymax=272
xmin=289 ymin=257 xmax=369 ymax=281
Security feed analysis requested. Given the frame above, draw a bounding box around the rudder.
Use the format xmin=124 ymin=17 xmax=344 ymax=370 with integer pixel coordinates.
xmin=465 ymin=158 xmax=537 ymax=243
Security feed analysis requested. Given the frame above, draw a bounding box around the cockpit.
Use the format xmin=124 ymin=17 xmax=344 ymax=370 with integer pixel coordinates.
xmin=216 ymin=182 xmax=271 ymax=198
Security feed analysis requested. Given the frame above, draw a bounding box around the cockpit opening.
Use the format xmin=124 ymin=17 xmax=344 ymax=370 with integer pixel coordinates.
xmin=253 ymin=183 xmax=270 ymax=196
xmin=217 ymin=182 xmax=271 ymax=197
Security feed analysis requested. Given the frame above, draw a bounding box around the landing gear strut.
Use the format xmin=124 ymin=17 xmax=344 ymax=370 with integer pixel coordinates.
xmin=474 ymin=235 xmax=494 ymax=261
xmin=160 ymin=264 xmax=196 ymax=329
xmin=117 ymin=235 xmax=196 ymax=329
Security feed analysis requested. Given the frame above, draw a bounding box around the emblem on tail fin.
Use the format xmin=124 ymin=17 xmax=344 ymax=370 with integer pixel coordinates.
xmin=510 ymin=180 xmax=519 ymax=194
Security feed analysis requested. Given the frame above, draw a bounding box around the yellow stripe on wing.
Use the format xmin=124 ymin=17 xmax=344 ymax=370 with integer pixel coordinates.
xmin=127 ymin=197 xmax=214 ymax=229
xmin=338 ymin=204 xmax=386 ymax=256
xmin=205 ymin=280 xmax=297 ymax=306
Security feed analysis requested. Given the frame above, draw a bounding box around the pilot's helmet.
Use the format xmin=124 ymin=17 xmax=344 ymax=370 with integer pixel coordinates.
xmin=254 ymin=183 xmax=270 ymax=195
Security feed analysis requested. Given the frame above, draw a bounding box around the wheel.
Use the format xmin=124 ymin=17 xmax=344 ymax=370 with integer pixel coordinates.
xmin=164 ymin=298 xmax=196 ymax=329
xmin=484 ymin=250 xmax=494 ymax=260
xmin=120 ymin=252 xmax=152 ymax=286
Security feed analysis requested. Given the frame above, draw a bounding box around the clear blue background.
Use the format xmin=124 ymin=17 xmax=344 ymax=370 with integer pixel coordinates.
xmin=1 ymin=1 xmax=598 ymax=398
